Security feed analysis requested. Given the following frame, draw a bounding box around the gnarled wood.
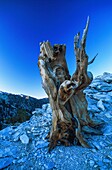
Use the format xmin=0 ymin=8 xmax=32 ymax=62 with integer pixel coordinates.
xmin=38 ymin=18 xmax=102 ymax=152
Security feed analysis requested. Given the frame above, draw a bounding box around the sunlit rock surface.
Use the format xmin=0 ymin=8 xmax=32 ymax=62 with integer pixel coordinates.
xmin=0 ymin=72 xmax=112 ymax=170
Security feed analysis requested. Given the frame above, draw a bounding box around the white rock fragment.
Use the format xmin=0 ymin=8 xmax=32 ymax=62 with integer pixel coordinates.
xmin=13 ymin=132 xmax=20 ymax=142
xmin=91 ymin=149 xmax=97 ymax=153
xmin=97 ymin=100 xmax=105 ymax=111
xmin=89 ymin=160 xmax=95 ymax=167
xmin=20 ymin=134 xmax=29 ymax=144
xmin=94 ymin=165 xmax=98 ymax=168
xmin=32 ymin=108 xmax=44 ymax=116
xmin=42 ymin=104 xmax=48 ymax=111
xmin=105 ymin=112 xmax=112 ymax=118
xmin=43 ymin=103 xmax=52 ymax=113
xmin=32 ymin=111 xmax=38 ymax=115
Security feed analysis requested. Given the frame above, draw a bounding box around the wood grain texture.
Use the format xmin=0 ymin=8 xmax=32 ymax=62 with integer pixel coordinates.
xmin=38 ymin=18 xmax=102 ymax=151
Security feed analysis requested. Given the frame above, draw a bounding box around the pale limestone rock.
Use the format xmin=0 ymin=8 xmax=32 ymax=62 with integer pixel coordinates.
xmin=97 ymin=100 xmax=105 ymax=111
xmin=20 ymin=134 xmax=29 ymax=144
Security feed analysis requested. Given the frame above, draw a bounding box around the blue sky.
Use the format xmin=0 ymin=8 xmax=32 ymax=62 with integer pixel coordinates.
xmin=0 ymin=0 xmax=112 ymax=98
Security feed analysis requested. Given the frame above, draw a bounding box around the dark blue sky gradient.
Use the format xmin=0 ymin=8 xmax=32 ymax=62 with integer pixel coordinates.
xmin=0 ymin=0 xmax=112 ymax=98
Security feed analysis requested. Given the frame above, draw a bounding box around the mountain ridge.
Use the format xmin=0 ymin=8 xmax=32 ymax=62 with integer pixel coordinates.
xmin=0 ymin=91 xmax=49 ymax=129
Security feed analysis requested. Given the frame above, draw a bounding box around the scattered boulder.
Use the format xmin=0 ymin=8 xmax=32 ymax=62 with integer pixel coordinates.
xmin=20 ymin=134 xmax=29 ymax=144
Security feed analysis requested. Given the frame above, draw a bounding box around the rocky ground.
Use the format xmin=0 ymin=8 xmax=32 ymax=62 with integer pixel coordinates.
xmin=0 ymin=72 xmax=112 ymax=170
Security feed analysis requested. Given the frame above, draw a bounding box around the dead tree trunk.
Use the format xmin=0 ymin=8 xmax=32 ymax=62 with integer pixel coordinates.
xmin=38 ymin=17 xmax=102 ymax=151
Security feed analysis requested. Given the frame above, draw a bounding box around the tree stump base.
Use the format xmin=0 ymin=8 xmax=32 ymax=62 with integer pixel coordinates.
xmin=38 ymin=17 xmax=103 ymax=151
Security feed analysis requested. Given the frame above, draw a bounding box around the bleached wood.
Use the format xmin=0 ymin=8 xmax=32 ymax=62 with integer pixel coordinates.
xmin=38 ymin=18 xmax=102 ymax=151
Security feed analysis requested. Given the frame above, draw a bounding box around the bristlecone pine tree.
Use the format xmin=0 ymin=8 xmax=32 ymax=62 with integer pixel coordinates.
xmin=38 ymin=17 xmax=103 ymax=152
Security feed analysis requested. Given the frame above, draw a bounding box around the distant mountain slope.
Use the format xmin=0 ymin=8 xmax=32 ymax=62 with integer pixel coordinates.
xmin=0 ymin=72 xmax=112 ymax=131
xmin=0 ymin=91 xmax=49 ymax=129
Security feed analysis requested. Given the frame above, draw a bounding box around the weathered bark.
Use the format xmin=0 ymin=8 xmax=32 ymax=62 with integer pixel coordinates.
xmin=38 ymin=17 xmax=103 ymax=152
